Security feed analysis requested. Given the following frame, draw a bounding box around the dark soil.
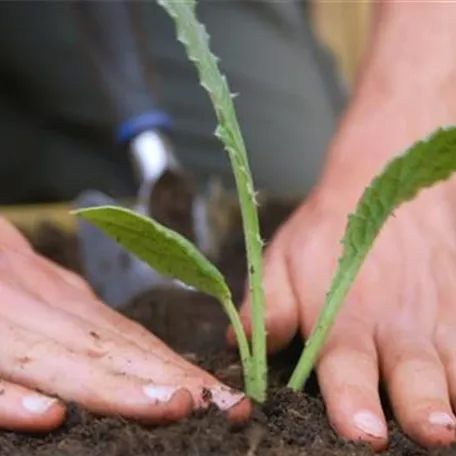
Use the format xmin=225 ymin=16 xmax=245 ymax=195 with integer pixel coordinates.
xmin=3 ymin=199 xmax=456 ymax=455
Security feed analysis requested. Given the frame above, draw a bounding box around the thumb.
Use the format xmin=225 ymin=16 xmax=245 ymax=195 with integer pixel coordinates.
xmin=227 ymin=238 xmax=299 ymax=354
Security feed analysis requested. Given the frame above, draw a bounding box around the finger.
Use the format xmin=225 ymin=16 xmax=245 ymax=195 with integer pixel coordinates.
xmin=16 ymin=299 xmax=248 ymax=417
xmin=431 ymin=255 xmax=456 ymax=418
xmin=11 ymin=255 xmax=252 ymax=421
xmin=0 ymin=318 xmax=193 ymax=424
xmin=69 ymin=313 xmax=249 ymax=420
xmin=227 ymin=237 xmax=299 ymax=353
xmin=0 ymin=380 xmax=65 ymax=432
xmin=0 ymin=284 xmax=249 ymax=422
xmin=434 ymin=321 xmax=456 ymax=420
xmin=5 ymin=254 xmax=252 ymax=420
xmin=85 ymin=311 xmax=251 ymax=423
xmin=378 ymin=325 xmax=456 ymax=447
xmin=316 ymin=317 xmax=388 ymax=451
xmin=0 ymin=251 xmax=95 ymax=305
xmin=0 ymin=229 xmax=251 ymax=422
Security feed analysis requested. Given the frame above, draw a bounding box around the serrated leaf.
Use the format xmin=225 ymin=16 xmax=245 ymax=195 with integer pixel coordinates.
xmin=289 ymin=126 xmax=456 ymax=389
xmin=157 ymin=0 xmax=267 ymax=401
xmin=73 ymin=206 xmax=231 ymax=303
xmin=334 ymin=126 xmax=456 ymax=297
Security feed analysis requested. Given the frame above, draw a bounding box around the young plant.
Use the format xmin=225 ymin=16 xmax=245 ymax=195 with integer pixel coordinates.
xmin=73 ymin=0 xmax=456 ymax=405
xmin=288 ymin=126 xmax=456 ymax=390
xmin=77 ymin=0 xmax=268 ymax=403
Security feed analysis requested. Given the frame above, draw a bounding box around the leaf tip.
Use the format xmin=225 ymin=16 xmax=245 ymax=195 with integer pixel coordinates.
xmin=70 ymin=208 xmax=89 ymax=217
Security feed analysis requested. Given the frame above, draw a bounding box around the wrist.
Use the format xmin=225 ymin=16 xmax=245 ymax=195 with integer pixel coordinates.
xmin=323 ymin=86 xmax=456 ymax=180
xmin=317 ymin=114 xmax=456 ymax=216
xmin=317 ymin=3 xmax=456 ymax=208
xmin=315 ymin=91 xmax=456 ymax=214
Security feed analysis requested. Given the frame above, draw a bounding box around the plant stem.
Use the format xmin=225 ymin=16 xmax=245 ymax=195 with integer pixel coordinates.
xmin=288 ymin=127 xmax=456 ymax=391
xmin=157 ymin=0 xmax=267 ymax=402
xmin=222 ymin=296 xmax=255 ymax=396
xmin=287 ymin=263 xmax=360 ymax=390
xmin=224 ymin=141 xmax=266 ymax=402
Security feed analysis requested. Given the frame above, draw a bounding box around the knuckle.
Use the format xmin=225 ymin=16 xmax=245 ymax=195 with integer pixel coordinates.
xmin=383 ymin=337 xmax=439 ymax=378
xmin=85 ymin=331 xmax=116 ymax=359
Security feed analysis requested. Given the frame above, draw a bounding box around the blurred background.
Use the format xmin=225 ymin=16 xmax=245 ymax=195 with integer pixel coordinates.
xmin=0 ymin=0 xmax=373 ymax=231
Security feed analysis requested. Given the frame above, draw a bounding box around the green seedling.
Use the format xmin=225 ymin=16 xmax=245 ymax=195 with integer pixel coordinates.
xmin=287 ymin=125 xmax=456 ymax=390
xmin=74 ymin=205 xmax=257 ymax=397
xmin=73 ymin=0 xmax=456 ymax=405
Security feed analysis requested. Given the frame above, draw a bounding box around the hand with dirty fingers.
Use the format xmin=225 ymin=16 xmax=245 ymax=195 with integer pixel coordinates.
xmin=0 ymin=217 xmax=250 ymax=432
xmin=4 ymin=1 xmax=456 ymax=452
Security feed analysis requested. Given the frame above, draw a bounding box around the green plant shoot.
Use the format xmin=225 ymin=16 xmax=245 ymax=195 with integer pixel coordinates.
xmin=74 ymin=0 xmax=268 ymax=402
xmin=74 ymin=205 xmax=254 ymax=395
xmin=288 ymin=126 xmax=456 ymax=391
xmin=72 ymin=0 xmax=456 ymax=407
xmin=156 ymin=0 xmax=267 ymax=400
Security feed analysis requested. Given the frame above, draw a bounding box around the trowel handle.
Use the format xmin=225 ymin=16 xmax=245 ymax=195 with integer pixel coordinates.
xmin=71 ymin=0 xmax=172 ymax=144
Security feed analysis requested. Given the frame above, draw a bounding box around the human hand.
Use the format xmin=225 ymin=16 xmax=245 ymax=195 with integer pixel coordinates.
xmin=230 ymin=88 xmax=456 ymax=451
xmin=237 ymin=184 xmax=456 ymax=450
xmin=0 ymin=217 xmax=250 ymax=432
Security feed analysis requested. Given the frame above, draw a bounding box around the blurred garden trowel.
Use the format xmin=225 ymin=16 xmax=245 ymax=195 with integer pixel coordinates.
xmin=71 ymin=1 xmax=211 ymax=308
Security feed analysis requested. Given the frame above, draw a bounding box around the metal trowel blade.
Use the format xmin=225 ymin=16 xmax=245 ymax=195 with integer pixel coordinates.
xmin=73 ymin=190 xmax=175 ymax=309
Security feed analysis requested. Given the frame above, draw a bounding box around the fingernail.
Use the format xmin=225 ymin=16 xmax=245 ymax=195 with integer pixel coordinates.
xmin=143 ymin=385 xmax=178 ymax=403
xmin=22 ymin=395 xmax=58 ymax=414
xmin=429 ymin=412 xmax=456 ymax=428
xmin=207 ymin=385 xmax=245 ymax=410
xmin=353 ymin=411 xmax=387 ymax=438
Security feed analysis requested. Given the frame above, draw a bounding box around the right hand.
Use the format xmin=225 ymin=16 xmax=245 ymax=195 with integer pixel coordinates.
xmin=0 ymin=217 xmax=250 ymax=432
xmin=230 ymin=80 xmax=456 ymax=450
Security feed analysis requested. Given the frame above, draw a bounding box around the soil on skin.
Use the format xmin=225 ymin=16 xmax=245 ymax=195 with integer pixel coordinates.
xmin=3 ymin=200 xmax=456 ymax=455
